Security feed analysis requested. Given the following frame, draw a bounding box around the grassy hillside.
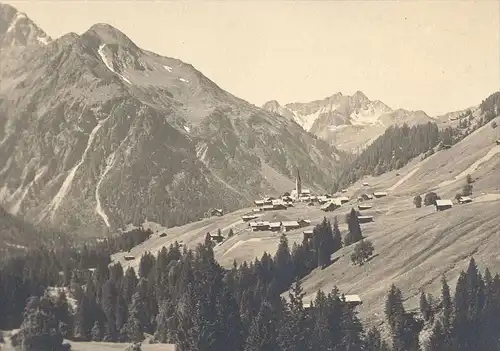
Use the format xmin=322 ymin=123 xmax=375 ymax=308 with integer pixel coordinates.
xmin=110 ymin=116 xmax=500 ymax=327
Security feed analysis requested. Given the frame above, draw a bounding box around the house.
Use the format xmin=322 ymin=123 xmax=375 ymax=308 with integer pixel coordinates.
xmin=281 ymin=221 xmax=300 ymax=232
xmin=269 ymin=222 xmax=282 ymax=232
xmin=321 ymin=201 xmax=339 ymax=212
xmin=496 ymin=140 xmax=500 ymax=145
xmin=159 ymin=233 xmax=167 ymax=238
xmin=242 ymin=214 xmax=259 ymax=222
xmin=211 ymin=208 xmax=224 ymax=217
xmin=263 ymin=199 xmax=273 ymax=206
xmin=442 ymin=144 xmax=452 ymax=149
xmin=341 ymin=189 xmax=348 ymax=193
xmin=252 ymin=208 xmax=263 ymax=213
xmin=358 ymin=204 xmax=372 ymax=210
xmin=254 ymin=200 xmax=265 ymax=207
xmin=303 ymin=229 xmax=314 ymax=240
xmin=458 ymin=196 xmax=473 ymax=204
xmin=344 ymin=294 xmax=363 ymax=307
xmin=435 ymin=199 xmax=453 ymax=211
xmin=338 ymin=196 xmax=349 ymax=204
xmin=124 ymin=255 xmax=135 ymax=261
xmin=282 ymin=196 xmax=293 ymax=202
xmin=250 ymin=221 xmax=270 ymax=231
xmin=358 ymin=215 xmax=374 ymax=223
xmin=373 ymin=192 xmax=387 ymax=198
xmin=362 ymin=182 xmax=369 ymax=186
xmin=297 ymin=219 xmax=311 ymax=228
xmin=210 ymin=233 xmax=224 ymax=243
xmin=302 ymin=189 xmax=311 ymax=196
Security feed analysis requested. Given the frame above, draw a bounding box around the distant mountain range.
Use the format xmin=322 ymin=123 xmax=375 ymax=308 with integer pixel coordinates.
xmin=0 ymin=3 xmax=342 ymax=236
xmin=263 ymin=92 xmax=439 ymax=152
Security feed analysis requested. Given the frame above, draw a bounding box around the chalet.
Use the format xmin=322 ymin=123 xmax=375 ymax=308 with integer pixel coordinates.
xmin=321 ymin=201 xmax=339 ymax=212
xmin=358 ymin=215 xmax=374 ymax=223
xmin=263 ymin=199 xmax=273 ymax=206
xmin=159 ymin=233 xmax=167 ymax=238
xmin=341 ymin=189 xmax=348 ymax=193
xmin=282 ymin=196 xmax=293 ymax=202
xmin=303 ymin=229 xmax=314 ymax=240
xmin=458 ymin=196 xmax=473 ymax=204
xmin=338 ymin=196 xmax=350 ymax=204
xmin=211 ymin=209 xmax=224 ymax=217
xmin=344 ymin=294 xmax=363 ymax=307
xmin=269 ymin=222 xmax=282 ymax=232
xmin=210 ymin=233 xmax=224 ymax=243
xmin=435 ymin=199 xmax=453 ymax=211
xmin=252 ymin=208 xmax=263 ymax=213
xmin=442 ymin=144 xmax=452 ymax=149
xmin=496 ymin=140 xmax=500 ymax=145
xmin=242 ymin=214 xmax=259 ymax=222
xmin=373 ymin=192 xmax=387 ymax=198
xmin=124 ymin=255 xmax=135 ymax=261
xmin=281 ymin=221 xmax=300 ymax=232
xmin=254 ymin=200 xmax=265 ymax=207
xmin=362 ymin=182 xmax=369 ymax=186
xmin=297 ymin=219 xmax=311 ymax=228
xmin=358 ymin=204 xmax=372 ymax=210
xmin=250 ymin=221 xmax=270 ymax=231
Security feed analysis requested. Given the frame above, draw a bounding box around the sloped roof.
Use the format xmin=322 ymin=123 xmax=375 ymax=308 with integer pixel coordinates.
xmin=436 ymin=199 xmax=453 ymax=207
xmin=282 ymin=221 xmax=300 ymax=227
xmin=344 ymin=294 xmax=362 ymax=303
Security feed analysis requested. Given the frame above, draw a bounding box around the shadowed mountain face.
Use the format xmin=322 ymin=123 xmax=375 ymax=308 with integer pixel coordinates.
xmin=0 ymin=6 xmax=342 ymax=236
xmin=263 ymin=92 xmax=437 ymax=152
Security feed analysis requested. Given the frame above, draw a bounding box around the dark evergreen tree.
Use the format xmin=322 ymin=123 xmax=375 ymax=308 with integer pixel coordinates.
xmin=244 ymin=301 xmax=280 ymax=351
xmin=413 ymin=195 xmax=422 ymax=208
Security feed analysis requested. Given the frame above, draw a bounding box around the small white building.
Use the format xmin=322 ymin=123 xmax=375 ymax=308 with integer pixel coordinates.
xmin=373 ymin=192 xmax=388 ymax=198
xmin=435 ymin=199 xmax=453 ymax=211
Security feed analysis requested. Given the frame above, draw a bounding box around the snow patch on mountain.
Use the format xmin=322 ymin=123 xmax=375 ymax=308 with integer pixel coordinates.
xmin=163 ymin=65 xmax=173 ymax=72
xmin=179 ymin=77 xmax=189 ymax=83
xmin=98 ymin=44 xmax=132 ymax=84
xmin=184 ymin=125 xmax=191 ymax=133
xmin=37 ymin=36 xmax=50 ymax=45
xmin=95 ymin=151 xmax=116 ymax=228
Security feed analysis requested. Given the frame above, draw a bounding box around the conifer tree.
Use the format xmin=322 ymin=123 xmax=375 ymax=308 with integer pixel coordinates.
xmin=245 ymin=301 xmax=279 ymax=351
xmin=332 ymin=216 xmax=342 ymax=253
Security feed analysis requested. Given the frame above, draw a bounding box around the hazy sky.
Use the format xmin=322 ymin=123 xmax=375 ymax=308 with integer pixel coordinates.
xmin=5 ymin=0 xmax=500 ymax=115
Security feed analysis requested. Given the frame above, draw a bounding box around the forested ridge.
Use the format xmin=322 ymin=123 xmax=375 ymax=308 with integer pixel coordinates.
xmin=1 ymin=214 xmax=500 ymax=351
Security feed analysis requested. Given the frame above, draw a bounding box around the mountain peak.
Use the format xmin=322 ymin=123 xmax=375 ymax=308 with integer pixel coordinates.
xmin=0 ymin=2 xmax=51 ymax=48
xmin=353 ymin=90 xmax=368 ymax=100
xmin=85 ymin=23 xmax=138 ymax=49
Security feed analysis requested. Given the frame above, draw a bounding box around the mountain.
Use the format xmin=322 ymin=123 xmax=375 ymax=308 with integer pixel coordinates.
xmin=0 ymin=3 xmax=51 ymax=48
xmin=0 ymin=5 xmax=342 ymax=237
xmin=263 ymin=92 xmax=437 ymax=152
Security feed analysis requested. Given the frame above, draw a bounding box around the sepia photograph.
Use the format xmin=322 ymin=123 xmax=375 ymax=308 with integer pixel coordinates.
xmin=0 ymin=0 xmax=499 ymax=350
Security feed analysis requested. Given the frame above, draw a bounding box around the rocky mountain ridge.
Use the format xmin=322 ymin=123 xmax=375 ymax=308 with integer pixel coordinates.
xmin=0 ymin=4 xmax=342 ymax=237
xmin=263 ymin=92 xmax=438 ymax=152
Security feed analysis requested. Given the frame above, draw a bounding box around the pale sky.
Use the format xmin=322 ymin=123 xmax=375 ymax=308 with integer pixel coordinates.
xmin=4 ymin=0 xmax=500 ymax=115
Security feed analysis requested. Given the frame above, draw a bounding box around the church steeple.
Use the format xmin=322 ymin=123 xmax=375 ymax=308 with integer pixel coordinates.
xmin=295 ymin=168 xmax=302 ymax=199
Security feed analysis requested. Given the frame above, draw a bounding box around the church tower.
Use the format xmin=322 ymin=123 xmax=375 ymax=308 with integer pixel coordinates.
xmin=295 ymin=168 xmax=302 ymax=199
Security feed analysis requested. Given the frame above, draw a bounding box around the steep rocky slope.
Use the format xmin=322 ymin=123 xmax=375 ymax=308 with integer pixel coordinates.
xmin=263 ymin=92 xmax=437 ymax=152
xmin=0 ymin=4 xmax=341 ymax=237
xmin=111 ymin=114 xmax=500 ymax=326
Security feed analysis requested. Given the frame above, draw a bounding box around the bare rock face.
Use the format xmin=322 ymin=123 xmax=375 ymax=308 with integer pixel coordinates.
xmin=0 ymin=4 xmax=342 ymax=237
xmin=263 ymin=92 xmax=437 ymax=152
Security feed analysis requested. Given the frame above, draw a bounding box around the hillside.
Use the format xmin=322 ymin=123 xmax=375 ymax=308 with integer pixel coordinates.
xmin=0 ymin=205 xmax=49 ymax=255
xmin=111 ymin=114 xmax=500 ymax=326
xmin=262 ymin=92 xmax=437 ymax=152
xmin=0 ymin=4 xmax=342 ymax=237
